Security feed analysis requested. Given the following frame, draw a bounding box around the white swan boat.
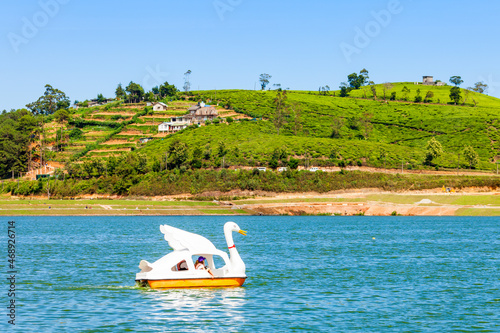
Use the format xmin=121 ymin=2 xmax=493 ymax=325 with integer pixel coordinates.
xmin=136 ymin=222 xmax=247 ymax=288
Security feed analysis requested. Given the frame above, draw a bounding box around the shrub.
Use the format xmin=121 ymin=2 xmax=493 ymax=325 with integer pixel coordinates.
xmin=288 ymin=158 xmax=299 ymax=170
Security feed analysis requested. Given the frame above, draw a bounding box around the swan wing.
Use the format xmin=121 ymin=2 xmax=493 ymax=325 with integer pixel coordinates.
xmin=160 ymin=224 xmax=218 ymax=253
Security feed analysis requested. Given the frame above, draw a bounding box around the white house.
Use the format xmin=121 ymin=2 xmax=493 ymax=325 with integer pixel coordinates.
xmin=158 ymin=119 xmax=190 ymax=133
xmin=153 ymin=102 xmax=168 ymax=111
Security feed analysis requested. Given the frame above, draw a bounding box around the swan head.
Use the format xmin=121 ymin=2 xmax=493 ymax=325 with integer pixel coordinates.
xmin=224 ymin=222 xmax=247 ymax=236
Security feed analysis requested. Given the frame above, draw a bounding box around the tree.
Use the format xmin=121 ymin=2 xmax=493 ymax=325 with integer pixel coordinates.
xmin=370 ymin=85 xmax=377 ymax=99
xmin=97 ymin=94 xmax=106 ymax=103
xmin=217 ymin=141 xmax=228 ymax=157
xmin=472 ymin=81 xmax=488 ymax=94
xmin=449 ymin=76 xmax=464 ymax=87
xmin=167 ymin=139 xmax=188 ymax=169
xmin=347 ymin=73 xmax=363 ymax=89
xmin=463 ymin=145 xmax=479 ymax=169
xmin=425 ymin=137 xmax=443 ymax=165
xmin=26 ymin=84 xmax=70 ymax=115
xmin=125 ymin=82 xmax=144 ymax=103
xmin=449 ymin=86 xmax=461 ymax=105
xmin=401 ymin=86 xmax=410 ymax=101
xmin=54 ymin=108 xmax=70 ymax=151
xmin=347 ymin=69 xmax=369 ymax=90
xmin=465 ymin=87 xmax=478 ymax=107
xmin=144 ymin=91 xmax=155 ymax=102
xmin=382 ymin=83 xmax=393 ymax=100
xmin=288 ymin=158 xmax=299 ymax=170
xmin=160 ymin=81 xmax=178 ymax=97
xmin=273 ymin=89 xmax=288 ymax=134
xmin=414 ymin=89 xmax=422 ymax=103
xmin=115 ymin=84 xmax=126 ymax=100
xmin=424 ymin=91 xmax=434 ymax=103
xmin=360 ymin=68 xmax=369 ymax=83
xmin=183 ymin=70 xmax=192 ymax=92
xmin=339 ymin=82 xmax=350 ymax=97
xmin=0 ymin=109 xmax=38 ymax=178
xmin=259 ymin=74 xmax=272 ymax=90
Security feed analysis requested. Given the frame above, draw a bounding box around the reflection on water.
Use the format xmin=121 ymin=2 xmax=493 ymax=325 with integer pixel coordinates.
xmin=141 ymin=288 xmax=247 ymax=330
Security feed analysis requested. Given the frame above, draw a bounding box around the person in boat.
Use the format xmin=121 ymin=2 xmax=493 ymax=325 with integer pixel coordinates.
xmin=176 ymin=260 xmax=188 ymax=271
xmin=195 ymin=256 xmax=215 ymax=278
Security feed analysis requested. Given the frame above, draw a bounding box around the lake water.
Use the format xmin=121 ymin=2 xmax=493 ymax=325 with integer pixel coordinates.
xmin=2 ymin=216 xmax=499 ymax=332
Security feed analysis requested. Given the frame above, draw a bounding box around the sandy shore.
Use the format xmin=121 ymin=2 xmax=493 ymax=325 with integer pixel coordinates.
xmin=1 ymin=188 xmax=499 ymax=216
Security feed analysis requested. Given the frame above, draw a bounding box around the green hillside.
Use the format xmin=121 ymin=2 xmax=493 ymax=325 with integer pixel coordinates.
xmin=10 ymin=83 xmax=500 ymax=176
xmin=160 ymin=86 xmax=500 ymax=170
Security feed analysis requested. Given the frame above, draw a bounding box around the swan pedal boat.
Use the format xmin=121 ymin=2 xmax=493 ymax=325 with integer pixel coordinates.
xmin=136 ymin=222 xmax=247 ymax=289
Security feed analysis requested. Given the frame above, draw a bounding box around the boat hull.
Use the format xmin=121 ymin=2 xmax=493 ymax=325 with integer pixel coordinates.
xmin=137 ymin=277 xmax=246 ymax=289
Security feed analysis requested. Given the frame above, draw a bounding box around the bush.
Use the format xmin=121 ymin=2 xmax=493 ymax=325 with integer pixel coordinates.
xmin=288 ymin=158 xmax=299 ymax=170
xmin=69 ymin=128 xmax=83 ymax=140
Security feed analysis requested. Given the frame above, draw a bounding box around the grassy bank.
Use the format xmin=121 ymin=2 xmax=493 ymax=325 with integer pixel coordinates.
xmin=2 ymin=169 xmax=499 ymax=198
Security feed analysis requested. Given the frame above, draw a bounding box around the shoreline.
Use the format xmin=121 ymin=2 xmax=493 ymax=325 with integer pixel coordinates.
xmin=1 ymin=188 xmax=499 ymax=216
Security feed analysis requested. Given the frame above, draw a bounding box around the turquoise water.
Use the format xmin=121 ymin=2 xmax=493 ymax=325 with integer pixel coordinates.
xmin=2 ymin=216 xmax=499 ymax=332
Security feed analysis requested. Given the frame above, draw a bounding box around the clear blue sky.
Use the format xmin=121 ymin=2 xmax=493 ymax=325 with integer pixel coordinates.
xmin=1 ymin=0 xmax=499 ymax=110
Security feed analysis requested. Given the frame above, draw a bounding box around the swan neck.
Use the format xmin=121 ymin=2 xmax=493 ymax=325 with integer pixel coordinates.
xmin=224 ymin=227 xmax=235 ymax=249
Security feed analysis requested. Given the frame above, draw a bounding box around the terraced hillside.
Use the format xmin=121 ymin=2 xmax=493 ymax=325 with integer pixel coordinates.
xmin=39 ymin=83 xmax=500 ymax=173
xmin=44 ymin=100 xmax=246 ymax=163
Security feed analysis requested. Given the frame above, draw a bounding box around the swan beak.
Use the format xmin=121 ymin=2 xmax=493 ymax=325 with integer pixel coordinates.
xmin=238 ymin=229 xmax=247 ymax=236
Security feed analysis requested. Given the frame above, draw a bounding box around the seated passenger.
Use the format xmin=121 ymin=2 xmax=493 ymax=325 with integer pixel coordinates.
xmin=176 ymin=260 xmax=188 ymax=271
xmin=195 ymin=256 xmax=215 ymax=278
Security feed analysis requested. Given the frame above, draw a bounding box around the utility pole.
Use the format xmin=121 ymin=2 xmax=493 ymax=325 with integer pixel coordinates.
xmin=165 ymin=152 xmax=168 ymax=171
xmin=457 ymin=152 xmax=460 ymax=176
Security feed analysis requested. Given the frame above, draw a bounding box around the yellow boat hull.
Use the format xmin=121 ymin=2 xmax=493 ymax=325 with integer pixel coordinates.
xmin=138 ymin=277 xmax=246 ymax=289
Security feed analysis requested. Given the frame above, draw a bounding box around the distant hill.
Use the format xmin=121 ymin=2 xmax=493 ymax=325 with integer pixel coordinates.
xmin=33 ymin=83 xmax=500 ymax=172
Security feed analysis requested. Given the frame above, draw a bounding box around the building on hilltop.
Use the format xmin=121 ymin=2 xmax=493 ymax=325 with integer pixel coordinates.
xmin=153 ymin=102 xmax=168 ymax=111
xmin=423 ymin=76 xmax=434 ymax=85
xmin=422 ymin=76 xmax=445 ymax=86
